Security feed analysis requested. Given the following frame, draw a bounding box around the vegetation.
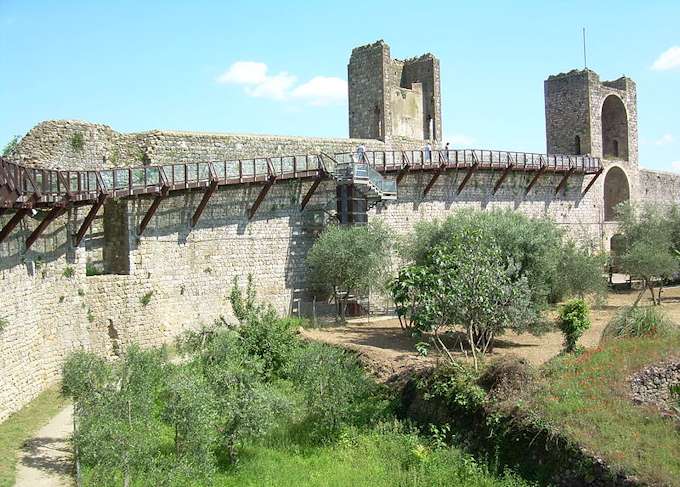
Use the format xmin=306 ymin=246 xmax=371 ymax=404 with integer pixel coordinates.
xmin=399 ymin=209 xmax=606 ymax=305
xmin=615 ymin=203 xmax=679 ymax=305
xmin=63 ymin=278 xmax=538 ymax=486
xmin=1 ymin=135 xmax=19 ymax=156
xmin=525 ymin=334 xmax=680 ymax=486
xmin=392 ymin=210 xmax=604 ymax=367
xmin=140 ymin=291 xmax=154 ymax=307
xmin=307 ymin=221 xmax=393 ymax=321
xmin=0 ymin=386 xmax=69 ymax=487
xmin=602 ymin=305 xmax=675 ymax=339
xmin=557 ymin=298 xmax=591 ymax=353
xmin=85 ymin=262 xmax=105 ymax=276
xmin=70 ymin=132 xmax=85 ymax=152
xmin=0 ymin=316 xmax=6 ymax=333
xmin=62 ymin=266 xmax=75 ymax=278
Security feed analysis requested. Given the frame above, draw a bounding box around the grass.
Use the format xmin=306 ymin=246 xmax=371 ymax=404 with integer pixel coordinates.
xmin=525 ymin=334 xmax=680 ymax=486
xmin=0 ymin=385 xmax=70 ymax=487
xmin=214 ymin=426 xmax=535 ymax=487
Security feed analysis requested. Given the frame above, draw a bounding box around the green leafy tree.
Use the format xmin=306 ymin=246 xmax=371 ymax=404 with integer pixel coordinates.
xmin=400 ymin=209 xmax=602 ymax=306
xmin=616 ymin=203 xmax=679 ymax=305
xmin=161 ymin=365 xmax=218 ymax=477
xmin=306 ymin=221 xmax=393 ymax=321
xmin=557 ymin=298 xmax=591 ymax=353
xmin=2 ymin=135 xmax=19 ymax=156
xmin=393 ymin=227 xmax=539 ymax=369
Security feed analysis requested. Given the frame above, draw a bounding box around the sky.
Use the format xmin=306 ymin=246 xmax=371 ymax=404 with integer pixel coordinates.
xmin=1 ymin=0 xmax=679 ymax=171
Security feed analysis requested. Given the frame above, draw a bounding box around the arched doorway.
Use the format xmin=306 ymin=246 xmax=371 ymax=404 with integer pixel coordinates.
xmin=603 ymin=166 xmax=630 ymax=221
xmin=601 ymin=95 xmax=629 ymax=160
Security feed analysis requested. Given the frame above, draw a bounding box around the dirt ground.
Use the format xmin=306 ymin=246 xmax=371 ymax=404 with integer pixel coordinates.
xmin=301 ymin=286 xmax=680 ymax=383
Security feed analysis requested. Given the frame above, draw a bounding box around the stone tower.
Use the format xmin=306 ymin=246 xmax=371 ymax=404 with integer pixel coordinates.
xmin=544 ymin=69 xmax=638 ymax=164
xmin=348 ymin=40 xmax=442 ymax=142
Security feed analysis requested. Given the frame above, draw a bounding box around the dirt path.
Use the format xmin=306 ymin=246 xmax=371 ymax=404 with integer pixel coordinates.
xmin=14 ymin=404 xmax=74 ymax=487
xmin=301 ymin=287 xmax=680 ymax=383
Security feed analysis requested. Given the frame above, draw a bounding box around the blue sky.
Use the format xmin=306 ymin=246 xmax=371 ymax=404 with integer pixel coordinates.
xmin=1 ymin=0 xmax=678 ymax=170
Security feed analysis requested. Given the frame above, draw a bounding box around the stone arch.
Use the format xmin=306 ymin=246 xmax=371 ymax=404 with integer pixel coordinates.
xmin=601 ymin=95 xmax=629 ymax=160
xmin=603 ymin=166 xmax=630 ymax=221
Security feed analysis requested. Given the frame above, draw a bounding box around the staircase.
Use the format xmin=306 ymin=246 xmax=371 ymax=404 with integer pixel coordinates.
xmin=332 ymin=161 xmax=397 ymax=201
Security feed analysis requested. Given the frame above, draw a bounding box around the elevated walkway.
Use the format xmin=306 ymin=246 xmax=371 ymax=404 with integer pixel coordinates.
xmin=0 ymin=149 xmax=602 ymax=247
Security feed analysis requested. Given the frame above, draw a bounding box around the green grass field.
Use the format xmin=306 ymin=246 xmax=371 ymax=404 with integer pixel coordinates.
xmin=526 ymin=334 xmax=680 ymax=486
xmin=0 ymin=386 xmax=69 ymax=487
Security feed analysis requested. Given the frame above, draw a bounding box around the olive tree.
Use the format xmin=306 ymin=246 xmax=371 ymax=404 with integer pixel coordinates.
xmin=392 ymin=228 xmax=538 ymax=369
xmin=306 ymin=221 xmax=393 ymax=321
xmin=616 ymin=203 xmax=679 ymax=305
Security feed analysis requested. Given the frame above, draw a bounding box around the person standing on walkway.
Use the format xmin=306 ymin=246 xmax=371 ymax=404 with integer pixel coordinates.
xmin=424 ymin=142 xmax=432 ymax=163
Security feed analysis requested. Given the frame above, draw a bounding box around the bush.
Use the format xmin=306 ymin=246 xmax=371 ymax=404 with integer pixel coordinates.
xmin=306 ymin=221 xmax=393 ymax=321
xmin=286 ymin=342 xmax=389 ymax=442
xmin=603 ymin=306 xmax=675 ymax=339
xmin=420 ymin=365 xmax=487 ymax=413
xmin=238 ymin=315 xmax=300 ymax=381
xmin=557 ymin=299 xmax=591 ymax=353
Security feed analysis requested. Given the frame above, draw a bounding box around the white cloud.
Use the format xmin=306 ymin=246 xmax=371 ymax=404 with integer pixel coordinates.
xmin=217 ymin=61 xmax=268 ymax=85
xmin=446 ymin=134 xmax=476 ymax=147
xmin=651 ymin=46 xmax=680 ymax=71
xmin=291 ymin=76 xmax=347 ymax=106
xmin=245 ymin=72 xmax=297 ymax=100
xmin=655 ymin=133 xmax=674 ymax=145
xmin=217 ymin=61 xmax=346 ymax=106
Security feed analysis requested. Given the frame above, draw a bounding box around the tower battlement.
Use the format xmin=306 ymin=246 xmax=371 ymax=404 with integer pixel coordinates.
xmin=348 ymin=40 xmax=441 ymax=142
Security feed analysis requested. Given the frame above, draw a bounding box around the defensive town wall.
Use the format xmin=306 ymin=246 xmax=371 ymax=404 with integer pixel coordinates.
xmin=2 ymin=40 xmax=680 ymax=421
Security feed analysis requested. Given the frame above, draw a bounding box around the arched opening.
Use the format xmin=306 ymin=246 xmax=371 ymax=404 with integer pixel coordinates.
xmin=601 ymin=95 xmax=629 ymax=160
xmin=609 ymin=234 xmax=627 ymax=283
xmin=603 ymin=166 xmax=630 ymax=221
xmin=574 ymin=135 xmax=581 ymax=155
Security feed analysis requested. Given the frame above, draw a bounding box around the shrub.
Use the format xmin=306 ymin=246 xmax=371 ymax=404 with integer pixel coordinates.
xmin=557 ymin=298 xmax=591 ymax=353
xmin=420 ymin=365 xmax=486 ymax=413
xmin=62 ymin=266 xmax=75 ymax=278
xmin=238 ymin=314 xmax=299 ymax=381
xmin=477 ymin=356 xmax=536 ymax=399
xmin=306 ymin=221 xmax=393 ymax=321
xmin=86 ymin=262 xmax=104 ymax=276
xmin=603 ymin=306 xmax=675 ymax=339
xmin=2 ymin=135 xmax=19 ymax=156
xmin=70 ymin=132 xmax=85 ymax=151
xmin=161 ymin=366 xmax=218 ymax=477
xmin=140 ymin=291 xmax=154 ymax=307
xmin=0 ymin=316 xmax=7 ymax=333
xmin=286 ymin=342 xmax=389 ymax=442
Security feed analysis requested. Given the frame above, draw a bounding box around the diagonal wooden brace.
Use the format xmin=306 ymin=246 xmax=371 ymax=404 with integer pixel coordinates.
xmin=74 ymin=194 xmax=106 ymax=246
xmin=0 ymin=208 xmax=29 ymax=244
xmin=581 ymin=167 xmax=604 ymax=197
xmin=396 ymin=164 xmax=411 ymax=185
xmin=456 ymin=162 xmax=479 ymax=195
xmin=492 ymin=163 xmax=514 ymax=194
xmin=300 ymin=176 xmax=323 ymax=211
xmin=191 ymin=179 xmax=218 ymax=227
xmin=525 ymin=165 xmax=547 ymax=195
xmin=423 ymin=162 xmax=447 ymax=197
xmin=555 ymin=167 xmax=576 ymax=195
xmin=25 ymin=206 xmax=68 ymax=250
xmin=248 ymin=176 xmax=276 ymax=220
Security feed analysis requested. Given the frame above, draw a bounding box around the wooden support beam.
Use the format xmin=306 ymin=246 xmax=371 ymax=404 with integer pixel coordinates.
xmin=191 ymin=180 xmax=218 ymax=227
xmin=74 ymin=195 xmax=106 ymax=246
xmin=525 ymin=165 xmax=547 ymax=195
xmin=300 ymin=176 xmax=323 ymax=211
xmin=26 ymin=206 xmax=67 ymax=250
xmin=248 ymin=177 xmax=275 ymax=220
xmin=581 ymin=167 xmax=603 ymax=197
xmin=555 ymin=167 xmax=576 ymax=195
xmin=138 ymin=195 xmax=164 ymax=236
xmin=456 ymin=162 xmax=479 ymax=195
xmin=423 ymin=162 xmax=447 ymax=196
xmin=0 ymin=208 xmax=6 ymax=217
xmin=492 ymin=163 xmax=514 ymax=195
xmin=396 ymin=164 xmax=410 ymax=185
xmin=0 ymin=208 xmax=28 ymax=244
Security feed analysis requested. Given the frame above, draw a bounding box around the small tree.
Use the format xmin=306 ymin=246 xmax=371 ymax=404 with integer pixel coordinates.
xmin=306 ymin=221 xmax=392 ymax=321
xmin=392 ymin=228 xmax=539 ymax=369
xmin=2 ymin=135 xmax=19 ymax=156
xmin=557 ymin=298 xmax=591 ymax=353
xmin=617 ymin=203 xmax=679 ymax=305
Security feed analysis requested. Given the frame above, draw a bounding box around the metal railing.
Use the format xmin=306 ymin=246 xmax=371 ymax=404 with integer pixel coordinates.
xmin=0 ymin=148 xmax=601 ymax=208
